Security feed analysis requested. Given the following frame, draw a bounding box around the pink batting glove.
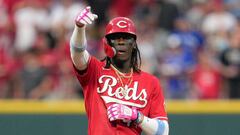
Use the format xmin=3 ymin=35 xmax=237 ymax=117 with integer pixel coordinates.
xmin=107 ymin=104 xmax=138 ymax=122
xmin=75 ymin=6 xmax=98 ymax=27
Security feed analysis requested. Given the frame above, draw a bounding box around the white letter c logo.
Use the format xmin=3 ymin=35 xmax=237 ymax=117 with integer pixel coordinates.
xmin=116 ymin=20 xmax=127 ymax=28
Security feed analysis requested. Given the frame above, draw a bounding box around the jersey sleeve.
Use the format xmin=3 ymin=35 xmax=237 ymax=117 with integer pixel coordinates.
xmin=149 ymin=77 xmax=168 ymax=121
xmin=73 ymin=56 xmax=101 ymax=87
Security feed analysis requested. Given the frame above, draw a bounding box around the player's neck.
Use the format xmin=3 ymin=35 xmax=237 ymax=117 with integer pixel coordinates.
xmin=111 ymin=60 xmax=132 ymax=73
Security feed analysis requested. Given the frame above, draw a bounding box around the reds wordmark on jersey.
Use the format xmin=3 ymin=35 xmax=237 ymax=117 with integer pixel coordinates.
xmin=74 ymin=56 xmax=168 ymax=135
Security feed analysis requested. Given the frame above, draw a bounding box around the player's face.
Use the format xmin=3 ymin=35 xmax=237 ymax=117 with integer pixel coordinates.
xmin=108 ymin=33 xmax=136 ymax=61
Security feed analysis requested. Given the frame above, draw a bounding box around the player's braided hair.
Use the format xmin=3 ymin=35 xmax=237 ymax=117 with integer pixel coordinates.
xmin=103 ymin=42 xmax=142 ymax=73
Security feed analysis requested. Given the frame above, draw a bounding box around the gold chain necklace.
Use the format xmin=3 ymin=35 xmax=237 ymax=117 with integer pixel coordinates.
xmin=110 ymin=65 xmax=133 ymax=96
xmin=110 ymin=64 xmax=133 ymax=78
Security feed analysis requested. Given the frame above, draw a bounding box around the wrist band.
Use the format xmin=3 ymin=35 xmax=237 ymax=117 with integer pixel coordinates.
xmin=70 ymin=42 xmax=86 ymax=52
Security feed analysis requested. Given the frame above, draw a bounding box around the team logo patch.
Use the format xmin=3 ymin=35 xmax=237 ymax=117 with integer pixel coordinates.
xmin=116 ymin=20 xmax=127 ymax=28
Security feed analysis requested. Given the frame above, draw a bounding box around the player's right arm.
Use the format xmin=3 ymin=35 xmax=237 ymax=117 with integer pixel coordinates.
xmin=70 ymin=6 xmax=98 ymax=70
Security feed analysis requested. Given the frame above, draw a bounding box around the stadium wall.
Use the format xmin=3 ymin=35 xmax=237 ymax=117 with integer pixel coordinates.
xmin=0 ymin=100 xmax=240 ymax=135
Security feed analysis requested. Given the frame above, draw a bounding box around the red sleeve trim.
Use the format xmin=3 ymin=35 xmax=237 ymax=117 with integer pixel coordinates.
xmin=154 ymin=116 xmax=168 ymax=121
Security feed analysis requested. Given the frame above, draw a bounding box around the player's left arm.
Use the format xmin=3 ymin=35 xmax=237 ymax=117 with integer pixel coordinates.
xmin=136 ymin=112 xmax=169 ymax=135
xmin=107 ymin=104 xmax=169 ymax=135
xmin=139 ymin=77 xmax=169 ymax=135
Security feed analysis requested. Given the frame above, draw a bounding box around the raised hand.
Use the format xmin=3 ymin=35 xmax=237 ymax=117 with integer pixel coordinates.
xmin=75 ymin=6 xmax=98 ymax=27
xmin=107 ymin=104 xmax=138 ymax=122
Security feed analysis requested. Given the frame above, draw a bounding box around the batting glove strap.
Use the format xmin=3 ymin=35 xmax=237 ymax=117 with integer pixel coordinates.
xmin=133 ymin=111 xmax=144 ymax=125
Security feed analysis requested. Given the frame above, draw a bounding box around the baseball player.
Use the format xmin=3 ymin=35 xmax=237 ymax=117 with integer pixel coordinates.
xmin=70 ymin=6 xmax=169 ymax=135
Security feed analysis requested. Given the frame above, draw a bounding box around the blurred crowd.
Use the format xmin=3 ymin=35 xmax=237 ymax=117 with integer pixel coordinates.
xmin=0 ymin=0 xmax=240 ymax=100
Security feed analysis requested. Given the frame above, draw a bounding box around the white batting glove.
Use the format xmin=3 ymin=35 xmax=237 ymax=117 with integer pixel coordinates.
xmin=75 ymin=6 xmax=98 ymax=27
xmin=107 ymin=104 xmax=138 ymax=123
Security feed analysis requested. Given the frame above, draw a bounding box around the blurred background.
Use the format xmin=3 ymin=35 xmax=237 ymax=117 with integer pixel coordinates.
xmin=0 ymin=0 xmax=240 ymax=134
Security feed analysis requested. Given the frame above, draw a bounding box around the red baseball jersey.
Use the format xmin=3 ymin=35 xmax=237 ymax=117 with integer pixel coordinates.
xmin=74 ymin=56 xmax=168 ymax=135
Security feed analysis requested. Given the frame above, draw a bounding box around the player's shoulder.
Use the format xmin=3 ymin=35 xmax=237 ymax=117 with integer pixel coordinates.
xmin=138 ymin=70 xmax=159 ymax=82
